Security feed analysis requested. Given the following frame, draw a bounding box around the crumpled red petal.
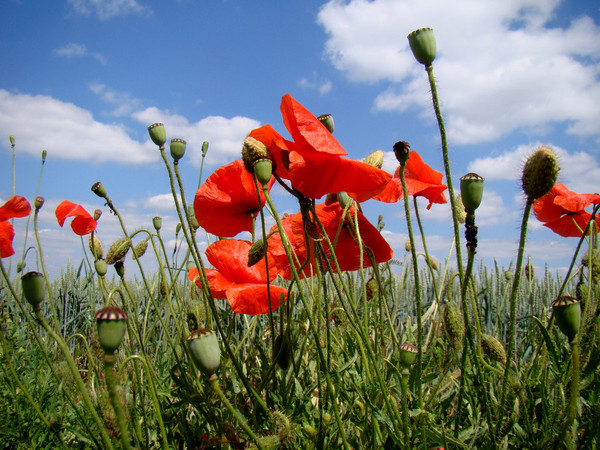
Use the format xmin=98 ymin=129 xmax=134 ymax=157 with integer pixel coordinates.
xmin=543 ymin=212 xmax=598 ymax=238
xmin=188 ymin=267 xmax=230 ymax=298
xmin=248 ymin=125 xmax=292 ymax=180
xmin=0 ymin=196 xmax=31 ymax=221
xmin=55 ymin=200 xmax=97 ymax=236
xmin=226 ymin=283 xmax=287 ymax=315
xmin=205 ymin=239 xmax=274 ymax=284
xmin=0 ymin=221 xmax=16 ymax=258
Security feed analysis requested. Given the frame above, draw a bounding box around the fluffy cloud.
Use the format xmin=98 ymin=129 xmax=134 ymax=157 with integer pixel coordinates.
xmin=53 ymin=43 xmax=106 ymax=64
xmin=68 ymin=0 xmax=150 ymax=20
xmin=318 ymin=0 xmax=600 ymax=144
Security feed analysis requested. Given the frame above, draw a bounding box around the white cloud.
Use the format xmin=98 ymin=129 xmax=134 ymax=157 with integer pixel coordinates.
xmin=90 ymin=82 xmax=142 ymax=116
xmin=318 ymin=0 xmax=600 ymax=144
xmin=53 ymin=43 xmax=106 ymax=64
xmin=131 ymin=107 xmax=261 ymax=167
xmin=68 ymin=0 xmax=150 ymax=20
xmin=143 ymin=193 xmax=179 ymax=211
xmin=298 ymin=72 xmax=333 ymax=95
xmin=0 ymin=89 xmax=156 ymax=164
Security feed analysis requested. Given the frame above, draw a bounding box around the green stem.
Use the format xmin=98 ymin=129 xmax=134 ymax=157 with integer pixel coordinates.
xmin=558 ymin=338 xmax=580 ymax=446
xmin=400 ymin=368 xmax=410 ymax=446
xmin=103 ymin=358 xmax=132 ymax=450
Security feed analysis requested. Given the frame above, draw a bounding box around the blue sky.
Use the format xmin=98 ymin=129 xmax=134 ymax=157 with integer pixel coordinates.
xmin=1 ymin=0 xmax=600 ymax=279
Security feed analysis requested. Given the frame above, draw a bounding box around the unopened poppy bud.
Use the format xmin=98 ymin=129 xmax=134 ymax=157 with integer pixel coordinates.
xmin=442 ymin=301 xmax=465 ymax=348
xmin=105 ymin=236 xmax=131 ymax=264
xmin=552 ymin=296 xmax=581 ymax=341
xmin=364 ymin=150 xmax=384 ymax=169
xmin=175 ymin=223 xmax=182 ymax=235
xmin=202 ymin=141 xmax=209 ymax=156
xmin=16 ymin=259 xmax=25 ymax=273
xmin=131 ymin=239 xmax=148 ymax=259
xmin=247 ymin=238 xmax=266 ymax=267
xmin=455 ymin=194 xmax=467 ymax=224
xmin=481 ymin=334 xmax=507 ymax=365
xmin=525 ymin=262 xmax=534 ymax=279
xmin=366 ymin=277 xmax=379 ymax=299
xmin=187 ymin=205 xmax=200 ymax=230
xmin=408 ymin=27 xmax=437 ymax=67
xmin=95 ymin=305 xmax=128 ymax=356
xmin=152 ymin=216 xmax=162 ymax=231
xmin=460 ymin=173 xmax=485 ymax=213
xmin=170 ymin=138 xmax=186 ymax=162
xmin=399 ymin=343 xmax=418 ymax=368
xmin=93 ymin=209 xmax=102 ymax=221
xmin=322 ymin=412 xmax=332 ymax=426
xmin=242 ymin=136 xmax=271 ymax=174
xmin=21 ymin=271 xmax=45 ymax=310
xmin=317 ymin=113 xmax=334 ymax=133
xmin=9 ymin=135 xmax=15 ymax=146
xmin=405 ymin=238 xmax=412 ymax=252
xmin=254 ymin=159 xmax=273 ymax=187
xmin=41 ymin=149 xmax=47 ymax=163
xmin=148 ymin=123 xmax=166 ymax=147
xmin=336 ymin=192 xmax=353 ymax=209
xmin=89 ymin=234 xmax=103 ymax=259
xmin=114 ymin=260 xmax=125 ymax=278
xmin=425 ymin=254 xmax=439 ymax=271
xmin=34 ymin=196 xmax=45 ymax=211
xmin=521 ymin=146 xmax=559 ymax=202
xmin=91 ymin=182 xmax=107 ymax=199
xmin=393 ymin=141 xmax=411 ymax=165
xmin=94 ymin=259 xmax=107 ymax=276
xmin=186 ymin=328 xmax=221 ymax=377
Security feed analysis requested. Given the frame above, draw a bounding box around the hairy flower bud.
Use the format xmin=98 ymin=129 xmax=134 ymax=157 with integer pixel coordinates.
xmin=247 ymin=238 xmax=266 ymax=267
xmin=521 ymin=146 xmax=559 ymax=202
xmin=89 ymin=234 xmax=103 ymax=259
xmin=481 ymin=334 xmax=506 ymax=365
xmin=364 ymin=150 xmax=384 ymax=169
xmin=105 ymin=236 xmax=131 ymax=265
xmin=442 ymin=301 xmax=464 ymax=348
xmin=131 ymin=239 xmax=148 ymax=259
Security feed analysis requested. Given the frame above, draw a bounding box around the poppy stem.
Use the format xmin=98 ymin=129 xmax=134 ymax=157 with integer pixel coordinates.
xmin=102 ymin=357 xmax=133 ymax=450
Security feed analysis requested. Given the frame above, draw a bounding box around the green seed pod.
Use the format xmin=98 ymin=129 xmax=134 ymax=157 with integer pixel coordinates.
xmin=89 ymin=234 xmax=103 ymax=259
xmin=105 ymin=236 xmax=131 ymax=265
xmin=93 ymin=209 xmax=102 ymax=221
xmin=247 ymin=238 xmax=266 ymax=267
xmin=481 ymin=334 xmax=507 ymax=365
xmin=322 ymin=412 xmax=332 ymax=426
xmin=131 ymin=239 xmax=148 ymax=259
xmin=95 ymin=305 xmax=128 ymax=356
xmin=273 ymin=333 xmax=292 ymax=371
xmin=317 ymin=113 xmax=334 ymax=133
xmin=521 ymin=146 xmax=559 ymax=202
xmin=398 ymin=342 xmax=418 ymax=368
xmin=147 ymin=123 xmax=166 ymax=147
xmin=336 ymin=191 xmax=353 ymax=210
xmin=34 ymin=196 xmax=45 ymax=211
xmin=21 ymin=271 xmax=45 ymax=310
xmin=460 ymin=173 xmax=485 ymax=213
xmin=170 ymin=138 xmax=186 ymax=162
xmin=407 ymin=27 xmax=437 ymax=66
xmin=364 ymin=150 xmax=384 ymax=169
xmin=552 ymin=296 xmax=581 ymax=341
xmin=242 ymin=136 xmax=271 ymax=174
xmin=186 ymin=329 xmax=221 ymax=377
xmin=152 ymin=216 xmax=162 ymax=231
xmin=91 ymin=181 xmax=107 ymax=198
xmin=442 ymin=301 xmax=465 ymax=348
xmin=94 ymin=259 xmax=107 ymax=277
xmin=393 ymin=140 xmax=411 ymax=165
xmin=253 ymin=159 xmax=273 ymax=187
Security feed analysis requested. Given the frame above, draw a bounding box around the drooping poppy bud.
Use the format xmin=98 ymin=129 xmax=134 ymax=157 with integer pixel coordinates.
xmin=89 ymin=234 xmax=103 ymax=259
xmin=21 ymin=271 xmax=45 ymax=310
xmin=152 ymin=216 xmax=162 ymax=231
xmin=131 ymin=239 xmax=148 ymax=259
xmin=91 ymin=182 xmax=107 ymax=199
xmin=95 ymin=305 xmax=128 ymax=356
xmin=521 ymin=146 xmax=559 ymax=202
xmin=407 ymin=27 xmax=437 ymax=67
xmin=9 ymin=135 xmax=15 ymax=146
xmin=170 ymin=138 xmax=186 ymax=162
xmin=186 ymin=329 xmax=221 ymax=377
xmin=187 ymin=205 xmax=200 ymax=230
xmin=393 ymin=141 xmax=411 ymax=165
xmin=398 ymin=342 xmax=418 ymax=368
xmin=442 ymin=301 xmax=464 ymax=348
xmin=481 ymin=334 xmax=507 ymax=365
xmin=460 ymin=173 xmax=485 ymax=213
xmin=105 ymin=236 xmax=131 ymax=264
xmin=148 ymin=123 xmax=166 ymax=147
xmin=202 ymin=141 xmax=209 ymax=156
xmin=317 ymin=113 xmax=334 ymax=133
xmin=273 ymin=333 xmax=292 ymax=371
xmin=114 ymin=260 xmax=125 ymax=278
xmin=552 ymin=296 xmax=581 ymax=341
xmin=454 ymin=195 xmax=467 ymax=224
xmin=247 ymin=238 xmax=266 ymax=267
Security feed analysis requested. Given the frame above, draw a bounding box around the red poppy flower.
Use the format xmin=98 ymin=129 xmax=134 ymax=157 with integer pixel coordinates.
xmin=374 ymin=151 xmax=448 ymax=209
xmin=55 ymin=200 xmax=98 ymax=236
xmin=267 ymin=203 xmax=393 ymax=278
xmin=194 ymin=160 xmax=275 ymax=237
xmin=533 ymin=183 xmax=600 ymax=237
xmin=249 ymin=94 xmax=391 ymax=201
xmin=188 ymin=239 xmax=287 ymax=315
xmin=0 ymin=196 xmax=31 ymax=258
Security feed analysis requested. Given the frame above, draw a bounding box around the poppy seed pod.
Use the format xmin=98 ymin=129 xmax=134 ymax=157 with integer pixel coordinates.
xmin=148 ymin=123 xmax=166 ymax=147
xmin=253 ymin=159 xmax=273 ymax=187
xmin=114 ymin=261 xmax=125 ymax=278
xmin=393 ymin=140 xmax=411 ymax=165
xmin=91 ymin=182 xmax=107 ymax=199
xmin=336 ymin=191 xmax=353 ymax=210
xmin=317 ymin=113 xmax=334 ymax=133
xmin=408 ymin=27 xmax=437 ymax=66
xmin=34 ymin=196 xmax=45 ymax=211
xmin=170 ymin=138 xmax=186 ymax=162
xmin=152 ymin=216 xmax=162 ymax=231
xmin=521 ymin=146 xmax=559 ymax=202
xmin=93 ymin=209 xmax=102 ymax=221
xmin=21 ymin=271 xmax=45 ymax=310
xmin=186 ymin=329 xmax=221 ymax=377
xmin=460 ymin=173 xmax=485 ymax=213
xmin=552 ymin=296 xmax=581 ymax=341
xmin=95 ymin=305 xmax=128 ymax=356
xmin=398 ymin=343 xmax=418 ymax=368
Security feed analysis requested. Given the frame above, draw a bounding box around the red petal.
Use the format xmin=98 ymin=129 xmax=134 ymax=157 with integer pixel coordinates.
xmin=0 ymin=221 xmax=15 ymax=258
xmin=288 ymin=151 xmax=391 ymax=200
xmin=0 ymin=196 xmax=31 ymax=221
xmin=533 ymin=186 xmax=565 ymax=223
xmin=373 ymin=176 xmax=402 ymax=203
xmin=225 ymin=283 xmax=287 ymax=315
xmin=205 ymin=239 xmax=272 ymax=284
xmin=55 ymin=200 xmax=97 ymax=235
xmin=187 ymin=267 xmax=230 ymax=298
xmin=543 ymin=212 xmax=597 ymax=238
xmin=280 ymin=94 xmax=347 ymax=156
xmin=248 ymin=125 xmax=292 ymax=179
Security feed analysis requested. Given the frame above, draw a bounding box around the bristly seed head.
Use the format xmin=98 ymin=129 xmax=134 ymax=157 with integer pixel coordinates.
xmin=521 ymin=146 xmax=559 ymax=202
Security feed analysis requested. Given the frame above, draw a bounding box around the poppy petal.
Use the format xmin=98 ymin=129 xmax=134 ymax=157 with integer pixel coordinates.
xmin=225 ymin=283 xmax=287 ymax=315
xmin=55 ymin=200 xmax=97 ymax=235
xmin=205 ymin=239 xmax=273 ymax=284
xmin=188 ymin=267 xmax=230 ymax=298
xmin=543 ymin=212 xmax=598 ymax=238
xmin=280 ymin=94 xmax=347 ymax=156
xmin=0 ymin=196 xmax=31 ymax=221
xmin=0 ymin=221 xmax=15 ymax=258
xmin=248 ymin=125 xmax=292 ymax=179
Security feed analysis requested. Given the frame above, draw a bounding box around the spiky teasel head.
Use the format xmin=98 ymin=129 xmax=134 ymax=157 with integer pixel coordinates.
xmin=442 ymin=301 xmax=465 ymax=348
xmin=131 ymin=239 xmax=149 ymax=259
xmin=364 ymin=150 xmax=384 ymax=169
xmin=89 ymin=234 xmax=103 ymax=260
xmin=481 ymin=334 xmax=506 ymax=365
xmin=521 ymin=146 xmax=559 ymax=203
xmin=105 ymin=236 xmax=131 ymax=265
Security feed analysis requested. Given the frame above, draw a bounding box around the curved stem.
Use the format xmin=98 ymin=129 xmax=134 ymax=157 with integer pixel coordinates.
xmin=103 ymin=357 xmax=132 ymax=450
